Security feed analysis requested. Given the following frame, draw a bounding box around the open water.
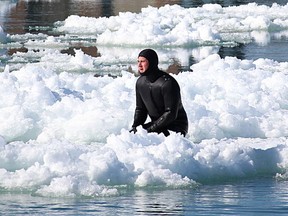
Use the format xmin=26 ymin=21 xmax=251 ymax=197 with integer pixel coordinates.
xmin=1 ymin=0 xmax=288 ymax=215
xmin=2 ymin=179 xmax=288 ymax=215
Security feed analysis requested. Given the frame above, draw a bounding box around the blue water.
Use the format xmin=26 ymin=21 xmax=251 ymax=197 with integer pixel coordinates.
xmin=1 ymin=179 xmax=288 ymax=215
xmin=2 ymin=0 xmax=288 ymax=215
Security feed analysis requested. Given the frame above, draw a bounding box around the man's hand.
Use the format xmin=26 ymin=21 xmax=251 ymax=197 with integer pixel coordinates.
xmin=143 ymin=122 xmax=153 ymax=130
xmin=129 ymin=127 xmax=137 ymax=134
xmin=144 ymin=122 xmax=170 ymax=136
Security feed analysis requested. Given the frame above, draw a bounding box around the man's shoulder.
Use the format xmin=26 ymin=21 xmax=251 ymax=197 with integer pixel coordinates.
xmin=157 ymin=72 xmax=180 ymax=91
xmin=136 ymin=75 xmax=146 ymax=86
xmin=158 ymin=72 xmax=176 ymax=83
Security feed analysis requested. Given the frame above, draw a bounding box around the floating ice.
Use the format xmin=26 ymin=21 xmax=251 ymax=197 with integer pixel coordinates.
xmin=1 ymin=53 xmax=288 ymax=196
xmin=1 ymin=3 xmax=288 ymax=197
xmin=55 ymin=3 xmax=288 ymax=47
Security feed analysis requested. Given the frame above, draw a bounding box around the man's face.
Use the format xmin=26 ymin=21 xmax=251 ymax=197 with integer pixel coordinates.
xmin=138 ymin=56 xmax=149 ymax=74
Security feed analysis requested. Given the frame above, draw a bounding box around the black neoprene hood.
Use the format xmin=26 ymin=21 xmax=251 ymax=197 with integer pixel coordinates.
xmin=138 ymin=49 xmax=159 ymax=69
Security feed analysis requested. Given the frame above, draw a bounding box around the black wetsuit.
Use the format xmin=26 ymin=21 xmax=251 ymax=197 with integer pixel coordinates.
xmin=132 ymin=69 xmax=188 ymax=136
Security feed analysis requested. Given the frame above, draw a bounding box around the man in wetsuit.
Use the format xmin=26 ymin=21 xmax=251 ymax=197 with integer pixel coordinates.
xmin=130 ymin=49 xmax=188 ymax=136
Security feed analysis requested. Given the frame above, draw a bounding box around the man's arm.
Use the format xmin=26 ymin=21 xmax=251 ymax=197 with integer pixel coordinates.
xmin=131 ymin=85 xmax=148 ymax=132
xmin=147 ymin=78 xmax=180 ymax=132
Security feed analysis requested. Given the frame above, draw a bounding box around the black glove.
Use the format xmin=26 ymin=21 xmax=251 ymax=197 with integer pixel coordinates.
xmin=162 ymin=129 xmax=170 ymax=137
xmin=129 ymin=127 xmax=137 ymax=134
xmin=143 ymin=122 xmax=153 ymax=130
xmin=144 ymin=122 xmax=170 ymax=136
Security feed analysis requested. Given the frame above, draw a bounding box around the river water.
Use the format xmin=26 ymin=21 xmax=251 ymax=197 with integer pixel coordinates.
xmin=2 ymin=179 xmax=288 ymax=215
xmin=1 ymin=0 xmax=288 ymax=215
